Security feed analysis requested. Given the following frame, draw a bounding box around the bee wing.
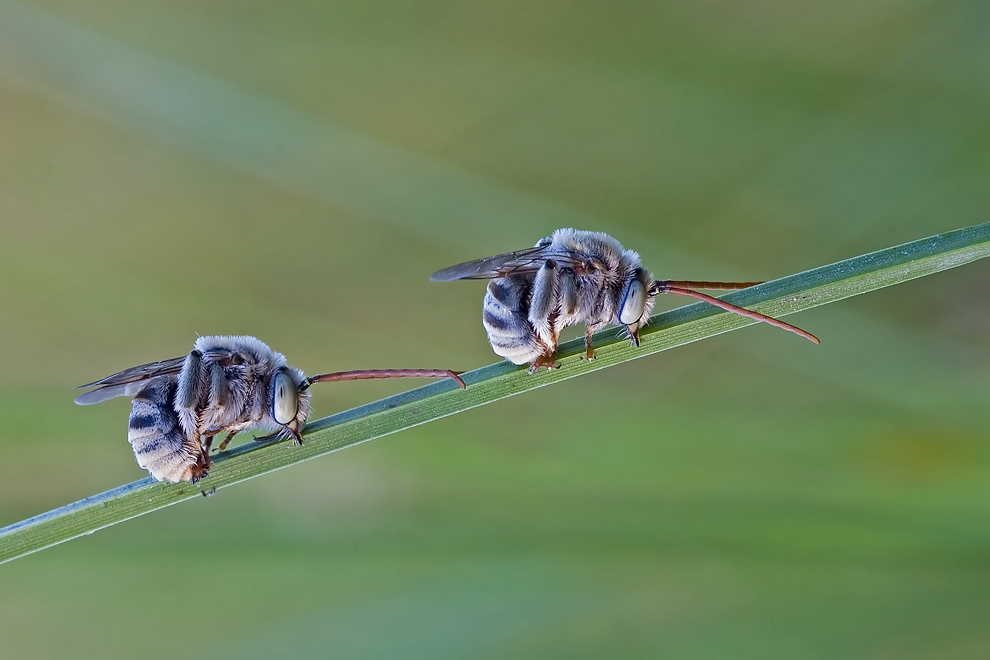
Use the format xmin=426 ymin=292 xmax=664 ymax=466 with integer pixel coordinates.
xmin=74 ymin=356 xmax=186 ymax=405
xmin=73 ymin=382 xmax=156 ymax=405
xmin=430 ymin=246 xmax=586 ymax=281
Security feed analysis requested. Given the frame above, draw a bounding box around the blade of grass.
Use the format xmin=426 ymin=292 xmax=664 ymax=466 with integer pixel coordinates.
xmin=2 ymin=221 xmax=989 ymax=564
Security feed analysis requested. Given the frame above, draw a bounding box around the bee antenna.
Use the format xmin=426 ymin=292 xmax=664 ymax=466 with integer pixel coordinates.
xmin=649 ymin=280 xmax=819 ymax=344
xmin=304 ymin=369 xmax=467 ymax=389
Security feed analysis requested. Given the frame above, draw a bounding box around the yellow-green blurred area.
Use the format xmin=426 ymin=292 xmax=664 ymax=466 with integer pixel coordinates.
xmin=2 ymin=0 xmax=990 ymax=657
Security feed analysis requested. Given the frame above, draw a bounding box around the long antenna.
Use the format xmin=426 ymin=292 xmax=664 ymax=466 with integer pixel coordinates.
xmin=651 ymin=280 xmax=819 ymax=344
xmin=303 ymin=369 xmax=466 ymax=390
xmin=663 ymin=280 xmax=763 ymax=291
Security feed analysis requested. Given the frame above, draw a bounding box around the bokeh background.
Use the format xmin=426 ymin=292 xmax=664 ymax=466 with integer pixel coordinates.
xmin=2 ymin=1 xmax=990 ymax=657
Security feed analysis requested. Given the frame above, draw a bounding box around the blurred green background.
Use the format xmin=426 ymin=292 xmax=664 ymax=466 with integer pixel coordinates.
xmin=2 ymin=0 xmax=990 ymax=657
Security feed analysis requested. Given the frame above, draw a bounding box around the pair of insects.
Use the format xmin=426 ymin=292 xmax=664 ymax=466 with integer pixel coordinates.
xmin=77 ymin=228 xmax=817 ymax=483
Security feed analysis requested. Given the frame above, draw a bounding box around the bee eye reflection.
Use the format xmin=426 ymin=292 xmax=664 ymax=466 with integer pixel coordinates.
xmin=272 ymin=371 xmax=298 ymax=425
xmin=619 ymin=279 xmax=647 ymax=325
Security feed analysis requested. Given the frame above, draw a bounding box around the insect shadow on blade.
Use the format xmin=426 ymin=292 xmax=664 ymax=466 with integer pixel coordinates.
xmin=75 ymin=335 xmax=466 ymax=483
xmin=432 ymin=228 xmax=819 ymax=372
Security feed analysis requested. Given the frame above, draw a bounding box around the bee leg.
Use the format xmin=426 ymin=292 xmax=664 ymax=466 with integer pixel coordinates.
xmin=176 ymin=350 xmax=206 ymax=440
xmin=208 ymin=361 xmax=230 ymax=409
xmin=216 ymin=430 xmax=238 ymax=453
xmin=189 ymin=440 xmax=211 ymax=484
xmin=189 ymin=461 xmax=210 ymax=484
xmin=528 ymin=349 xmax=558 ymax=374
xmin=582 ymin=327 xmax=596 ymax=361
xmin=559 ymin=269 xmax=578 ymax=316
xmin=200 ymin=435 xmax=215 ymax=468
xmin=176 ymin=350 xmax=204 ymax=411
xmin=528 ymin=259 xmax=561 ymax=353
xmin=251 ymin=427 xmax=303 ymax=445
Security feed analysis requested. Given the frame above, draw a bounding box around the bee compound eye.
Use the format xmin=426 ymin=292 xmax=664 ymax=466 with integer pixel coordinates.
xmin=272 ymin=371 xmax=298 ymax=425
xmin=619 ymin=279 xmax=647 ymax=325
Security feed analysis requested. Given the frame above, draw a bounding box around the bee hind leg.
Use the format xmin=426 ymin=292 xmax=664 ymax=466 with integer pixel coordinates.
xmin=528 ymin=350 xmax=558 ymax=374
xmin=188 ymin=442 xmax=211 ymax=484
xmin=196 ymin=435 xmax=215 ymax=477
xmin=176 ymin=350 xmax=204 ymax=411
xmin=189 ymin=462 xmax=210 ymax=484
xmin=527 ymin=323 xmax=564 ymax=374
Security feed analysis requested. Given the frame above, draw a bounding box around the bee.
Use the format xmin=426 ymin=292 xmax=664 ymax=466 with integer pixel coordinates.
xmin=75 ymin=335 xmax=466 ymax=483
xmin=431 ymin=228 xmax=818 ymax=371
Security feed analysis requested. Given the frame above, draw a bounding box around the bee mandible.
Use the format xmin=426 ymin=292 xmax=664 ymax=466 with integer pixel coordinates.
xmin=431 ymin=228 xmax=818 ymax=371
xmin=75 ymin=335 xmax=465 ymax=483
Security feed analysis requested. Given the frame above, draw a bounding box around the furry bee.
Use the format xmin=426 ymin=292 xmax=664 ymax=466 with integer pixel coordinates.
xmin=431 ymin=228 xmax=818 ymax=371
xmin=75 ymin=335 xmax=465 ymax=483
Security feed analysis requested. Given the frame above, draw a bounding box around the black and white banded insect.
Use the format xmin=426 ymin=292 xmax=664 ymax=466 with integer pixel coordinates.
xmin=431 ymin=228 xmax=818 ymax=371
xmin=76 ymin=335 xmax=465 ymax=482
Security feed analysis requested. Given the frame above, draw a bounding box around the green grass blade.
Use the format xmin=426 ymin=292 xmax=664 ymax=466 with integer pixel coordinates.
xmin=2 ymin=221 xmax=989 ymax=564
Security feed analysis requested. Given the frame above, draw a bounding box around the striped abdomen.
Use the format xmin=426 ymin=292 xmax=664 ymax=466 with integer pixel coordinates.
xmin=482 ymin=277 xmax=543 ymax=366
xmin=128 ymin=377 xmax=207 ymax=483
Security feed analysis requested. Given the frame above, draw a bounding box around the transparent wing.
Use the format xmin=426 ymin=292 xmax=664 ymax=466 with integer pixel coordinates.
xmin=74 ymin=381 xmax=168 ymax=405
xmin=430 ymin=245 xmax=588 ymax=281
xmin=74 ymin=356 xmax=186 ymax=405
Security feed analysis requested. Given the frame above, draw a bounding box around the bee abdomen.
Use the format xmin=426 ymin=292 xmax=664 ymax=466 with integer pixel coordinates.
xmin=483 ymin=279 xmax=541 ymax=366
xmin=128 ymin=378 xmax=203 ymax=483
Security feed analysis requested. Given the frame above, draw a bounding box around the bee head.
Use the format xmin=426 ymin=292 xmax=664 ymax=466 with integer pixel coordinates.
xmin=270 ymin=367 xmax=310 ymax=443
xmin=617 ymin=267 xmax=654 ymax=346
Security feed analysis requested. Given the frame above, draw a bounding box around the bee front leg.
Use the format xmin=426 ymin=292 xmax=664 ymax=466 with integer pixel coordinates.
xmin=252 ymin=428 xmax=299 ymax=443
